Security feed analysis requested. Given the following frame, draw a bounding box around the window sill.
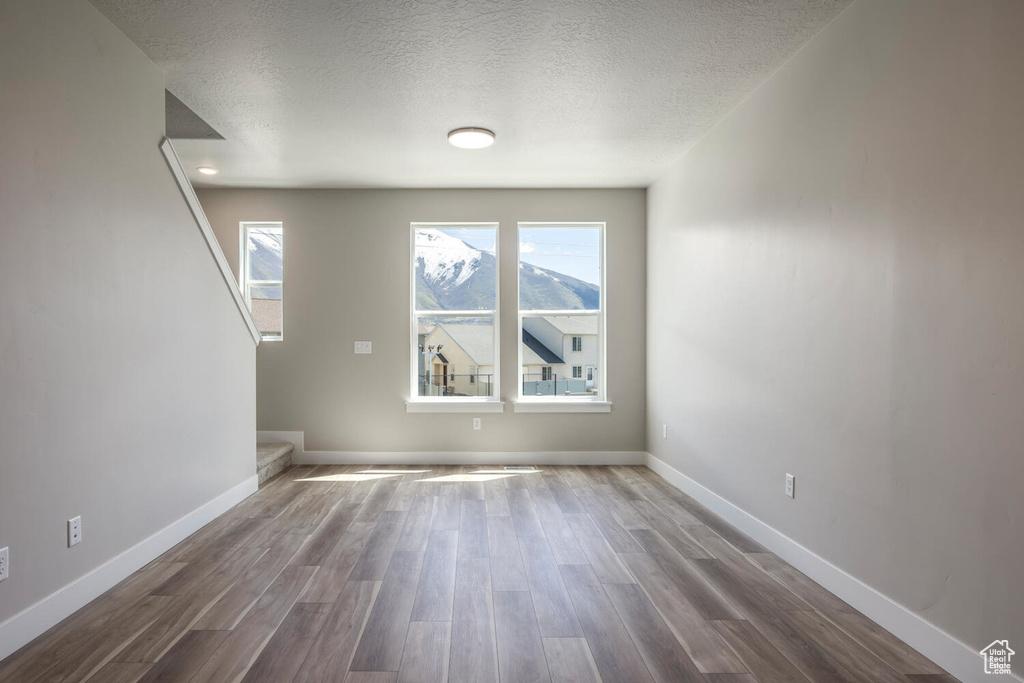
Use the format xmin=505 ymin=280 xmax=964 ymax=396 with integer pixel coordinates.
xmin=406 ymin=400 xmax=506 ymax=414
xmin=513 ymin=400 xmax=612 ymax=414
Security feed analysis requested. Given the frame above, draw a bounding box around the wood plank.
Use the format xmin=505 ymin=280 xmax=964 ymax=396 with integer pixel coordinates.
xmin=518 ymin=537 xmax=584 ymax=637
xmin=483 ymin=479 xmax=511 ymax=516
xmin=396 ymin=621 xmax=451 ymax=683
xmin=632 ymin=529 xmax=742 ymax=620
xmin=532 ymin=497 xmax=589 ymax=565
xmin=542 ymin=638 xmax=602 ymax=683
xmin=449 ymin=558 xmax=499 ymax=683
xmin=748 ymin=553 xmax=944 ymax=675
xmin=348 ymin=510 xmax=409 ymax=581
xmin=604 ymin=583 xmax=705 ymax=683
xmin=290 ymin=502 xmax=362 ymax=566
xmin=192 ymin=532 xmax=310 ymax=630
xmin=493 ymin=591 xmax=552 ymax=683
xmin=0 ymin=562 xmax=186 ymax=683
xmin=691 ymin=558 xmax=863 ymax=683
xmin=572 ymin=489 xmax=646 ymax=552
xmin=687 ymin=526 xmax=811 ymax=612
xmin=787 ymin=609 xmax=908 ymax=683
xmin=356 ymin=477 xmax=402 ymax=523
xmin=618 ymin=552 xmax=746 ymax=674
xmin=241 ymin=602 xmax=333 ymax=683
xmin=629 ymin=505 xmax=711 ymax=558
xmin=394 ymin=495 xmax=436 ymax=553
xmin=350 ymin=551 xmax=425 ymax=672
xmin=710 ymin=619 xmax=807 ymax=683
xmin=35 ymin=595 xmax=174 ymax=683
xmin=299 ymin=522 xmax=376 ymax=603
xmin=486 ymin=516 xmax=529 ymax=591
xmin=430 ymin=480 xmax=463 ymax=531
xmin=117 ymin=546 xmax=268 ymax=662
xmin=508 ymin=487 xmax=546 ymax=538
xmin=410 ymin=530 xmax=459 ymax=622
xmin=190 ymin=565 xmax=318 ymax=683
xmin=294 ymin=581 xmax=380 ymax=683
xmin=88 ymin=661 xmax=151 ymax=683
xmin=563 ymin=513 xmax=635 ymax=584
xmin=458 ymin=499 xmax=488 ymax=558
xmin=345 ymin=673 xmax=398 ymax=683
xmin=558 ymin=564 xmax=654 ymax=683
xmin=136 ymin=630 xmax=229 ymax=683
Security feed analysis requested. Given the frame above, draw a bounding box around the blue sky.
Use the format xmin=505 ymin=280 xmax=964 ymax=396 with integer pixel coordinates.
xmin=438 ymin=226 xmax=601 ymax=287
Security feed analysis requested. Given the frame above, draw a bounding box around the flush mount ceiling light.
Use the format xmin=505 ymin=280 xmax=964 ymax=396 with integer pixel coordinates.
xmin=196 ymin=166 xmax=219 ymax=175
xmin=447 ymin=127 xmax=495 ymax=149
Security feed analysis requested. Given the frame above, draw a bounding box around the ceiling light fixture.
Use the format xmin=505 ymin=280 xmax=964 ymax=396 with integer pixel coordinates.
xmin=447 ymin=127 xmax=495 ymax=149
xmin=196 ymin=166 xmax=219 ymax=175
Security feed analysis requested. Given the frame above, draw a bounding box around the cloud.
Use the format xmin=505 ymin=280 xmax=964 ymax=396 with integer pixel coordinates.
xmin=520 ymin=242 xmax=537 ymax=254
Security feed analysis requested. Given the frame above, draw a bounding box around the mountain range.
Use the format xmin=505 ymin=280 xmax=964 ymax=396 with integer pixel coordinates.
xmin=415 ymin=229 xmax=599 ymax=311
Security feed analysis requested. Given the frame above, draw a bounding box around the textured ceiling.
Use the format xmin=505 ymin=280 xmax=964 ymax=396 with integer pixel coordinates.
xmin=90 ymin=0 xmax=850 ymax=188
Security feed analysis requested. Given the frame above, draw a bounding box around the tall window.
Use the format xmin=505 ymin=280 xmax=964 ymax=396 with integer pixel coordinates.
xmin=411 ymin=223 xmax=498 ymax=400
xmin=518 ymin=223 xmax=605 ymax=401
xmin=240 ymin=222 xmax=283 ymax=341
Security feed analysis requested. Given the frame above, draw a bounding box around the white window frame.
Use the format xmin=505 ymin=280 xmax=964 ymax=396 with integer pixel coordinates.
xmin=515 ymin=222 xmax=609 ymax=413
xmin=573 ymin=365 xmax=583 ymax=379
xmin=572 ymin=336 xmax=583 ymax=352
xmin=239 ymin=221 xmax=283 ymax=342
xmin=407 ymin=222 xmax=503 ymax=412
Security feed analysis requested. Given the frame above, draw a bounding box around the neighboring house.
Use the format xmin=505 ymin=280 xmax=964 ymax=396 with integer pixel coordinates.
xmin=522 ymin=316 xmax=599 ymax=395
xmin=422 ymin=323 xmax=494 ymax=396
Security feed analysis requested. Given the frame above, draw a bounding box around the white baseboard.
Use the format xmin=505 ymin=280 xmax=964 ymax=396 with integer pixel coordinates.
xmin=298 ymin=450 xmax=646 ymax=466
xmin=645 ymin=453 xmax=1014 ymax=683
xmin=0 ymin=475 xmax=258 ymax=663
xmin=257 ymin=430 xmax=304 ymax=461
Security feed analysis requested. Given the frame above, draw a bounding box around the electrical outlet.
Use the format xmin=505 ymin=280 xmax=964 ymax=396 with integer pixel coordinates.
xmin=785 ymin=474 xmax=795 ymax=499
xmin=662 ymin=424 xmax=668 ymax=439
xmin=68 ymin=516 xmax=82 ymax=547
xmin=473 ymin=417 xmax=481 ymax=430
xmin=354 ymin=341 xmax=372 ymax=354
xmin=0 ymin=547 xmax=8 ymax=582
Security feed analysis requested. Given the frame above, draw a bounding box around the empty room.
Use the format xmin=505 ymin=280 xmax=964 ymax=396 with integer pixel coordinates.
xmin=0 ymin=0 xmax=1021 ymax=681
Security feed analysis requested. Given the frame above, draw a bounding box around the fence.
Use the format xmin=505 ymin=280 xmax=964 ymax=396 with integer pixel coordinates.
xmin=418 ymin=373 xmax=494 ymax=397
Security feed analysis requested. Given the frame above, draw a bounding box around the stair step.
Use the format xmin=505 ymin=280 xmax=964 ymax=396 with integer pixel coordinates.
xmin=256 ymin=442 xmax=294 ymax=485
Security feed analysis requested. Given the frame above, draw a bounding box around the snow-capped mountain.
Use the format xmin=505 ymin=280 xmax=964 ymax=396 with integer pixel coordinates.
xmin=247 ymin=230 xmax=283 ymax=282
xmin=416 ymin=229 xmax=599 ymax=311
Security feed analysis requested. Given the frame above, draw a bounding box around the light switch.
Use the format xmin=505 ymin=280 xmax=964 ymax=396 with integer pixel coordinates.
xmin=354 ymin=341 xmax=372 ymax=354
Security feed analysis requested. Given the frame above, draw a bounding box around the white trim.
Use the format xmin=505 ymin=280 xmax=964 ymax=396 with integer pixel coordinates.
xmin=159 ymin=139 xmax=261 ymax=345
xmin=644 ymin=453 xmax=1015 ymax=683
xmin=513 ymin=401 xmax=612 ymax=413
xmin=406 ymin=400 xmax=506 ymax=413
xmin=297 ymin=450 xmax=644 ymax=466
xmin=516 ymin=222 xmax=607 ymax=403
xmin=257 ymin=430 xmax=305 ymax=461
xmin=411 ymin=223 xmax=500 ymax=401
xmin=0 ymin=475 xmax=258 ymax=663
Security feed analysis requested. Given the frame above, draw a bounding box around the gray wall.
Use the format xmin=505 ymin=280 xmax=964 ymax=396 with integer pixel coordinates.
xmin=0 ymin=0 xmax=256 ymax=627
xmin=199 ymin=189 xmax=646 ymax=453
xmin=647 ymin=0 xmax=1023 ymax=656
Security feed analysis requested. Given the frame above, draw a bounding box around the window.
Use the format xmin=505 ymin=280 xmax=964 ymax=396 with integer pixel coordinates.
xmin=411 ymin=223 xmax=498 ymax=401
xmin=518 ymin=223 xmax=605 ymax=402
xmin=240 ymin=222 xmax=283 ymax=341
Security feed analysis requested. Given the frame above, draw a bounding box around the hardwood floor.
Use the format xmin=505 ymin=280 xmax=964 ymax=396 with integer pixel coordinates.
xmin=0 ymin=465 xmax=953 ymax=682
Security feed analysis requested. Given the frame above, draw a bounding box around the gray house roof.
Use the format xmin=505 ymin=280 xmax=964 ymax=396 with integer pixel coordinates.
xmin=435 ymin=324 xmax=494 ymax=365
xmin=522 ymin=329 xmax=563 ymax=365
xmin=542 ymin=315 xmax=599 ymax=335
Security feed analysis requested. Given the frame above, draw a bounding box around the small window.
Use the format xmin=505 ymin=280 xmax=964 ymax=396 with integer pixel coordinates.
xmin=240 ymin=222 xmax=283 ymax=341
xmin=412 ymin=223 xmax=498 ymax=400
xmin=519 ymin=223 xmax=605 ymax=400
